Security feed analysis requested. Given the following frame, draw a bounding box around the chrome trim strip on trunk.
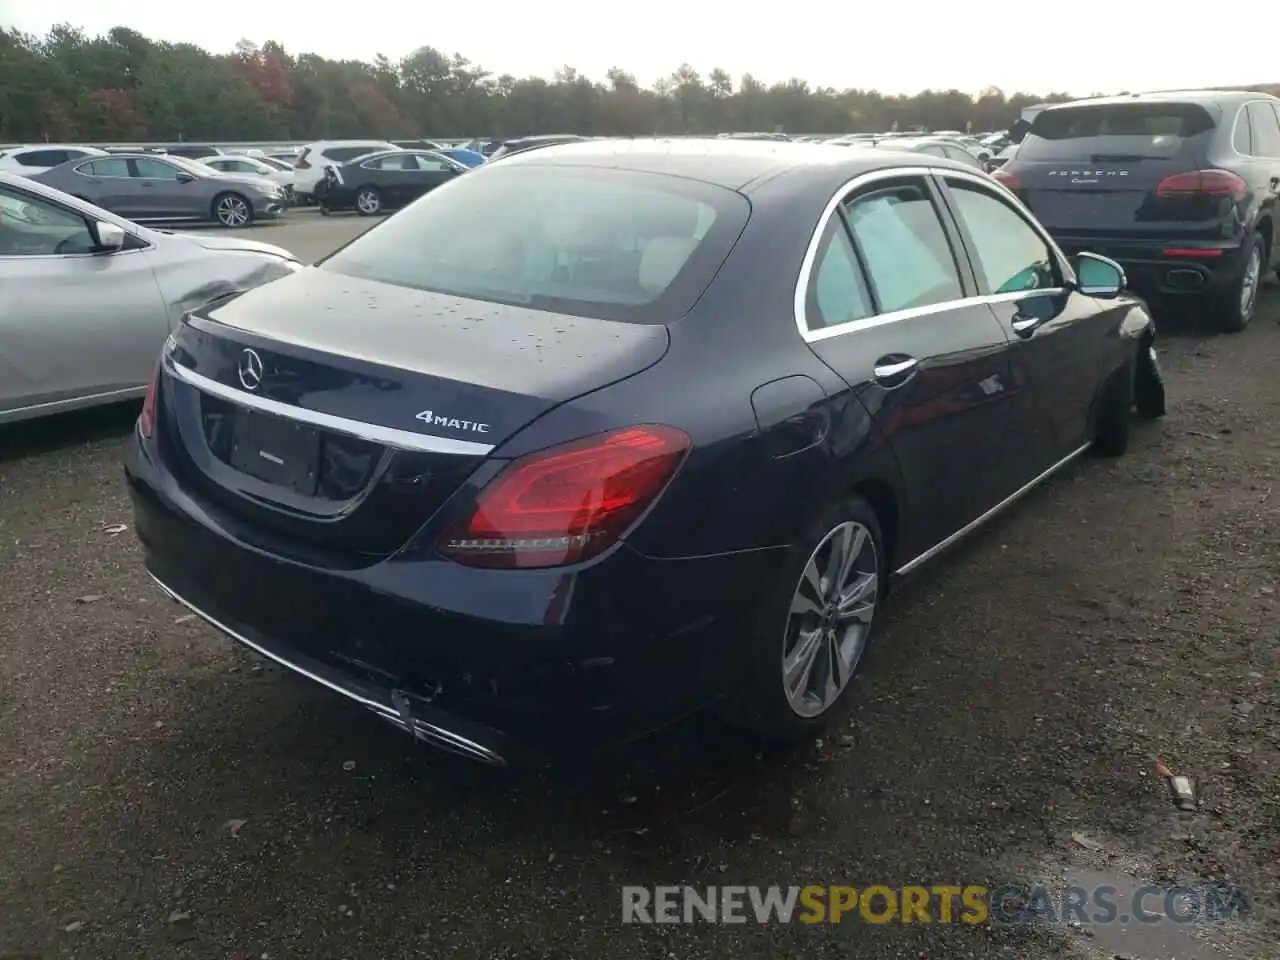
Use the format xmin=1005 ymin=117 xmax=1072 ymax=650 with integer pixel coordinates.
xmin=146 ymin=571 xmax=507 ymax=766
xmin=164 ymin=355 xmax=495 ymax=457
xmin=894 ymin=441 xmax=1093 ymax=577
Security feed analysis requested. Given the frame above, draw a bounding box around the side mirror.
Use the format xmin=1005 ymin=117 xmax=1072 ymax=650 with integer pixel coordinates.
xmin=1073 ymin=252 xmax=1126 ymax=299
xmin=92 ymin=220 xmax=126 ymax=252
xmin=175 ymin=172 xmax=195 ymax=184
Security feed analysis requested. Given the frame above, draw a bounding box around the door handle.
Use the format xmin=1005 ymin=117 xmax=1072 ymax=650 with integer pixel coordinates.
xmin=1010 ymin=314 xmax=1041 ymax=337
xmin=872 ymin=356 xmax=920 ymax=385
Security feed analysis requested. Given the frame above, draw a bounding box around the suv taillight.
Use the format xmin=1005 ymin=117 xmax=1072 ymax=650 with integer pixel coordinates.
xmin=437 ymin=425 xmax=690 ymax=569
xmin=1155 ymin=169 xmax=1246 ymax=200
xmin=138 ymin=364 xmax=160 ymax=439
xmin=295 ymin=150 xmax=312 ymax=170
xmin=992 ymin=169 xmax=1022 ymax=191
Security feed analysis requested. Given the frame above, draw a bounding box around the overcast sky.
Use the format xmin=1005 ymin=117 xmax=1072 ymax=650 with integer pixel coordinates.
xmin=3 ymin=2 xmax=1270 ymax=96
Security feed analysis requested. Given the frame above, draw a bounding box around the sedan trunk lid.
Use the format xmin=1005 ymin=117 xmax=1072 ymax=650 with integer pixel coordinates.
xmin=158 ymin=269 xmax=670 ymax=561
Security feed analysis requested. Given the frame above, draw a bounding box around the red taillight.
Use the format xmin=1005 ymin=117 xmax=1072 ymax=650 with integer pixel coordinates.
xmin=1162 ymin=247 xmax=1224 ymax=258
xmin=1155 ymin=169 xmax=1246 ymax=200
xmin=438 ymin=425 xmax=691 ymax=569
xmin=992 ymin=169 xmax=1022 ymax=191
xmin=295 ymin=150 xmax=312 ymax=170
xmin=138 ymin=364 xmax=159 ymax=439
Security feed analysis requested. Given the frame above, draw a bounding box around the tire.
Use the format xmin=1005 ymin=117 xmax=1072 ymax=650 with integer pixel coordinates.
xmin=355 ymin=186 xmax=382 ymax=216
xmin=717 ymin=496 xmax=885 ymax=742
xmin=212 ymin=192 xmax=252 ymax=228
xmin=1209 ymin=233 xmax=1263 ymax=333
xmin=1134 ymin=341 xmax=1167 ymax=420
xmin=1092 ymin=359 xmax=1134 ymax=457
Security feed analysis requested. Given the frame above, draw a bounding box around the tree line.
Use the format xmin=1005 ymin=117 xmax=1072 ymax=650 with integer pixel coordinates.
xmin=0 ymin=24 xmax=1249 ymax=145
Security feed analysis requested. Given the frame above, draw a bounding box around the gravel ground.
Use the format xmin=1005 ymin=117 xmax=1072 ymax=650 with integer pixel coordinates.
xmin=1 ymin=285 xmax=1277 ymax=960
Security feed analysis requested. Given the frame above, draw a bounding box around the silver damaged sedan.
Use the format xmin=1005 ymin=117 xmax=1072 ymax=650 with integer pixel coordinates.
xmin=0 ymin=171 xmax=302 ymax=424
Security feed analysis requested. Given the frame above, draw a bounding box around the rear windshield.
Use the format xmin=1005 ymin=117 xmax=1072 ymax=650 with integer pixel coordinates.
xmin=319 ymin=165 xmax=750 ymax=323
xmin=1017 ymin=102 xmax=1217 ymax=161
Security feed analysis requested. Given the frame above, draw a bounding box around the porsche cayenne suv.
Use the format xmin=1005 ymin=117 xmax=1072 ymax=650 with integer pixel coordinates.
xmin=995 ymin=90 xmax=1280 ymax=332
xmin=127 ymin=139 xmax=1166 ymax=766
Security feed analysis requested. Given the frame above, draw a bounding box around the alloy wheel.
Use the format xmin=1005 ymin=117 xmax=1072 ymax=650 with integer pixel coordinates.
xmin=357 ymin=190 xmax=381 ymax=214
xmin=1240 ymin=245 xmax=1261 ymax=321
xmin=216 ymin=196 xmax=249 ymax=227
xmin=781 ymin=521 xmax=879 ymax=718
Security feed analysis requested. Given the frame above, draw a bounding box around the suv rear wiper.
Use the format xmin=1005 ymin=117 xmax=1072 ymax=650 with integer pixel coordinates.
xmin=1090 ymin=154 xmax=1159 ymax=162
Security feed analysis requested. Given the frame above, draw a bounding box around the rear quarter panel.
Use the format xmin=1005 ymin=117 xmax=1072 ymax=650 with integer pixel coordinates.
xmin=491 ymin=172 xmax=907 ymax=560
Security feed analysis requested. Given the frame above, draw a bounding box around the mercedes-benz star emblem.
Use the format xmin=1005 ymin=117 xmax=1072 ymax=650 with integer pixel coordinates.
xmin=237 ymin=348 xmax=264 ymax=391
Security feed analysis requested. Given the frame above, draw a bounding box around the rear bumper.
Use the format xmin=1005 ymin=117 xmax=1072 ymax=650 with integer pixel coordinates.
xmin=125 ymin=434 xmax=785 ymax=763
xmin=1054 ymin=236 xmax=1246 ymax=297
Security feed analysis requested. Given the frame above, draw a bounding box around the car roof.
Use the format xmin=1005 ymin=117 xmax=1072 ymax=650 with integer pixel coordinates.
xmin=1044 ymin=90 xmax=1278 ymax=111
xmin=499 ymin=137 xmax=956 ymax=192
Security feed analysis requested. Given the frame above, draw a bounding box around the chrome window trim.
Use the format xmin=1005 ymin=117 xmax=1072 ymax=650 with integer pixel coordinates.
xmin=794 ymin=165 xmax=1078 ymax=344
xmin=164 ymin=356 xmax=496 ymax=457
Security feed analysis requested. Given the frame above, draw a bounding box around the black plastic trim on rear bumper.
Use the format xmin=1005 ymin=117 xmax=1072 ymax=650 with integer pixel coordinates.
xmin=146 ymin=570 xmax=511 ymax=767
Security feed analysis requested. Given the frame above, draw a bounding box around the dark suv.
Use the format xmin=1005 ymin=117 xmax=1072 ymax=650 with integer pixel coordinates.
xmin=994 ymin=90 xmax=1280 ymax=331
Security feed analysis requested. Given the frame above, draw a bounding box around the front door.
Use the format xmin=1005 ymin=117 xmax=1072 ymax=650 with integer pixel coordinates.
xmin=935 ymin=172 xmax=1118 ymax=473
xmin=0 ymin=182 xmax=168 ymax=416
xmin=800 ymin=173 xmax=1022 ymax=562
xmin=128 ymin=157 xmax=193 ymax=219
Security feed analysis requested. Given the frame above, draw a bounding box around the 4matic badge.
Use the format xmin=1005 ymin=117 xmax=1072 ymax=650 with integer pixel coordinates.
xmin=415 ymin=409 xmax=490 ymax=433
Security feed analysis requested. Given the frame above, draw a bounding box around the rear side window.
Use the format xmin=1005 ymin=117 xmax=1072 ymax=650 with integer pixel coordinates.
xmin=1018 ymin=102 xmax=1217 ymax=161
xmin=1245 ymin=102 xmax=1280 ymax=157
xmin=1233 ymin=107 xmax=1253 ymax=154
xmin=79 ymin=158 xmax=131 ymax=177
xmin=320 ymin=166 xmax=749 ymax=324
xmin=842 ymin=181 xmax=964 ymax=313
xmin=806 ymin=219 xmax=875 ymax=329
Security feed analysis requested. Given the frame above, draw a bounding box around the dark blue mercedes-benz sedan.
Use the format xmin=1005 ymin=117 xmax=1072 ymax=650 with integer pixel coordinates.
xmin=126 ymin=138 xmax=1167 ymax=766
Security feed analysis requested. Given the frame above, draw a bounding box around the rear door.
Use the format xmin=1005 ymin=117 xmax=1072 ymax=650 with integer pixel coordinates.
xmin=799 ymin=173 xmax=1022 ymax=559
xmin=73 ymin=157 xmax=137 ymax=215
xmin=1004 ymin=101 xmax=1223 ymax=241
xmin=1234 ymin=101 xmax=1280 ymax=270
xmin=936 ymin=172 xmax=1114 ymax=474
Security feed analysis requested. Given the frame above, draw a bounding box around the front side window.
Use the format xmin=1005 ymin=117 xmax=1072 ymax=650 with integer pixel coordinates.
xmin=320 ymin=166 xmax=749 ymax=323
xmin=946 ymin=180 xmax=1058 ymax=294
xmin=842 ymin=180 xmax=964 ymax=313
xmin=806 ymin=217 xmax=875 ymax=330
xmin=0 ymin=184 xmax=96 ymax=256
xmin=411 ymin=154 xmax=454 ymax=172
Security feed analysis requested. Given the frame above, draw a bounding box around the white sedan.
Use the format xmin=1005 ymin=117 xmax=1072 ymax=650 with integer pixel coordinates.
xmin=200 ymin=155 xmax=297 ymax=200
xmin=0 ymin=171 xmax=302 ymax=424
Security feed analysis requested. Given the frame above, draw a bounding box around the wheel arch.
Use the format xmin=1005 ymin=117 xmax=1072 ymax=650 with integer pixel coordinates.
xmin=850 ymin=476 xmax=899 ymax=580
